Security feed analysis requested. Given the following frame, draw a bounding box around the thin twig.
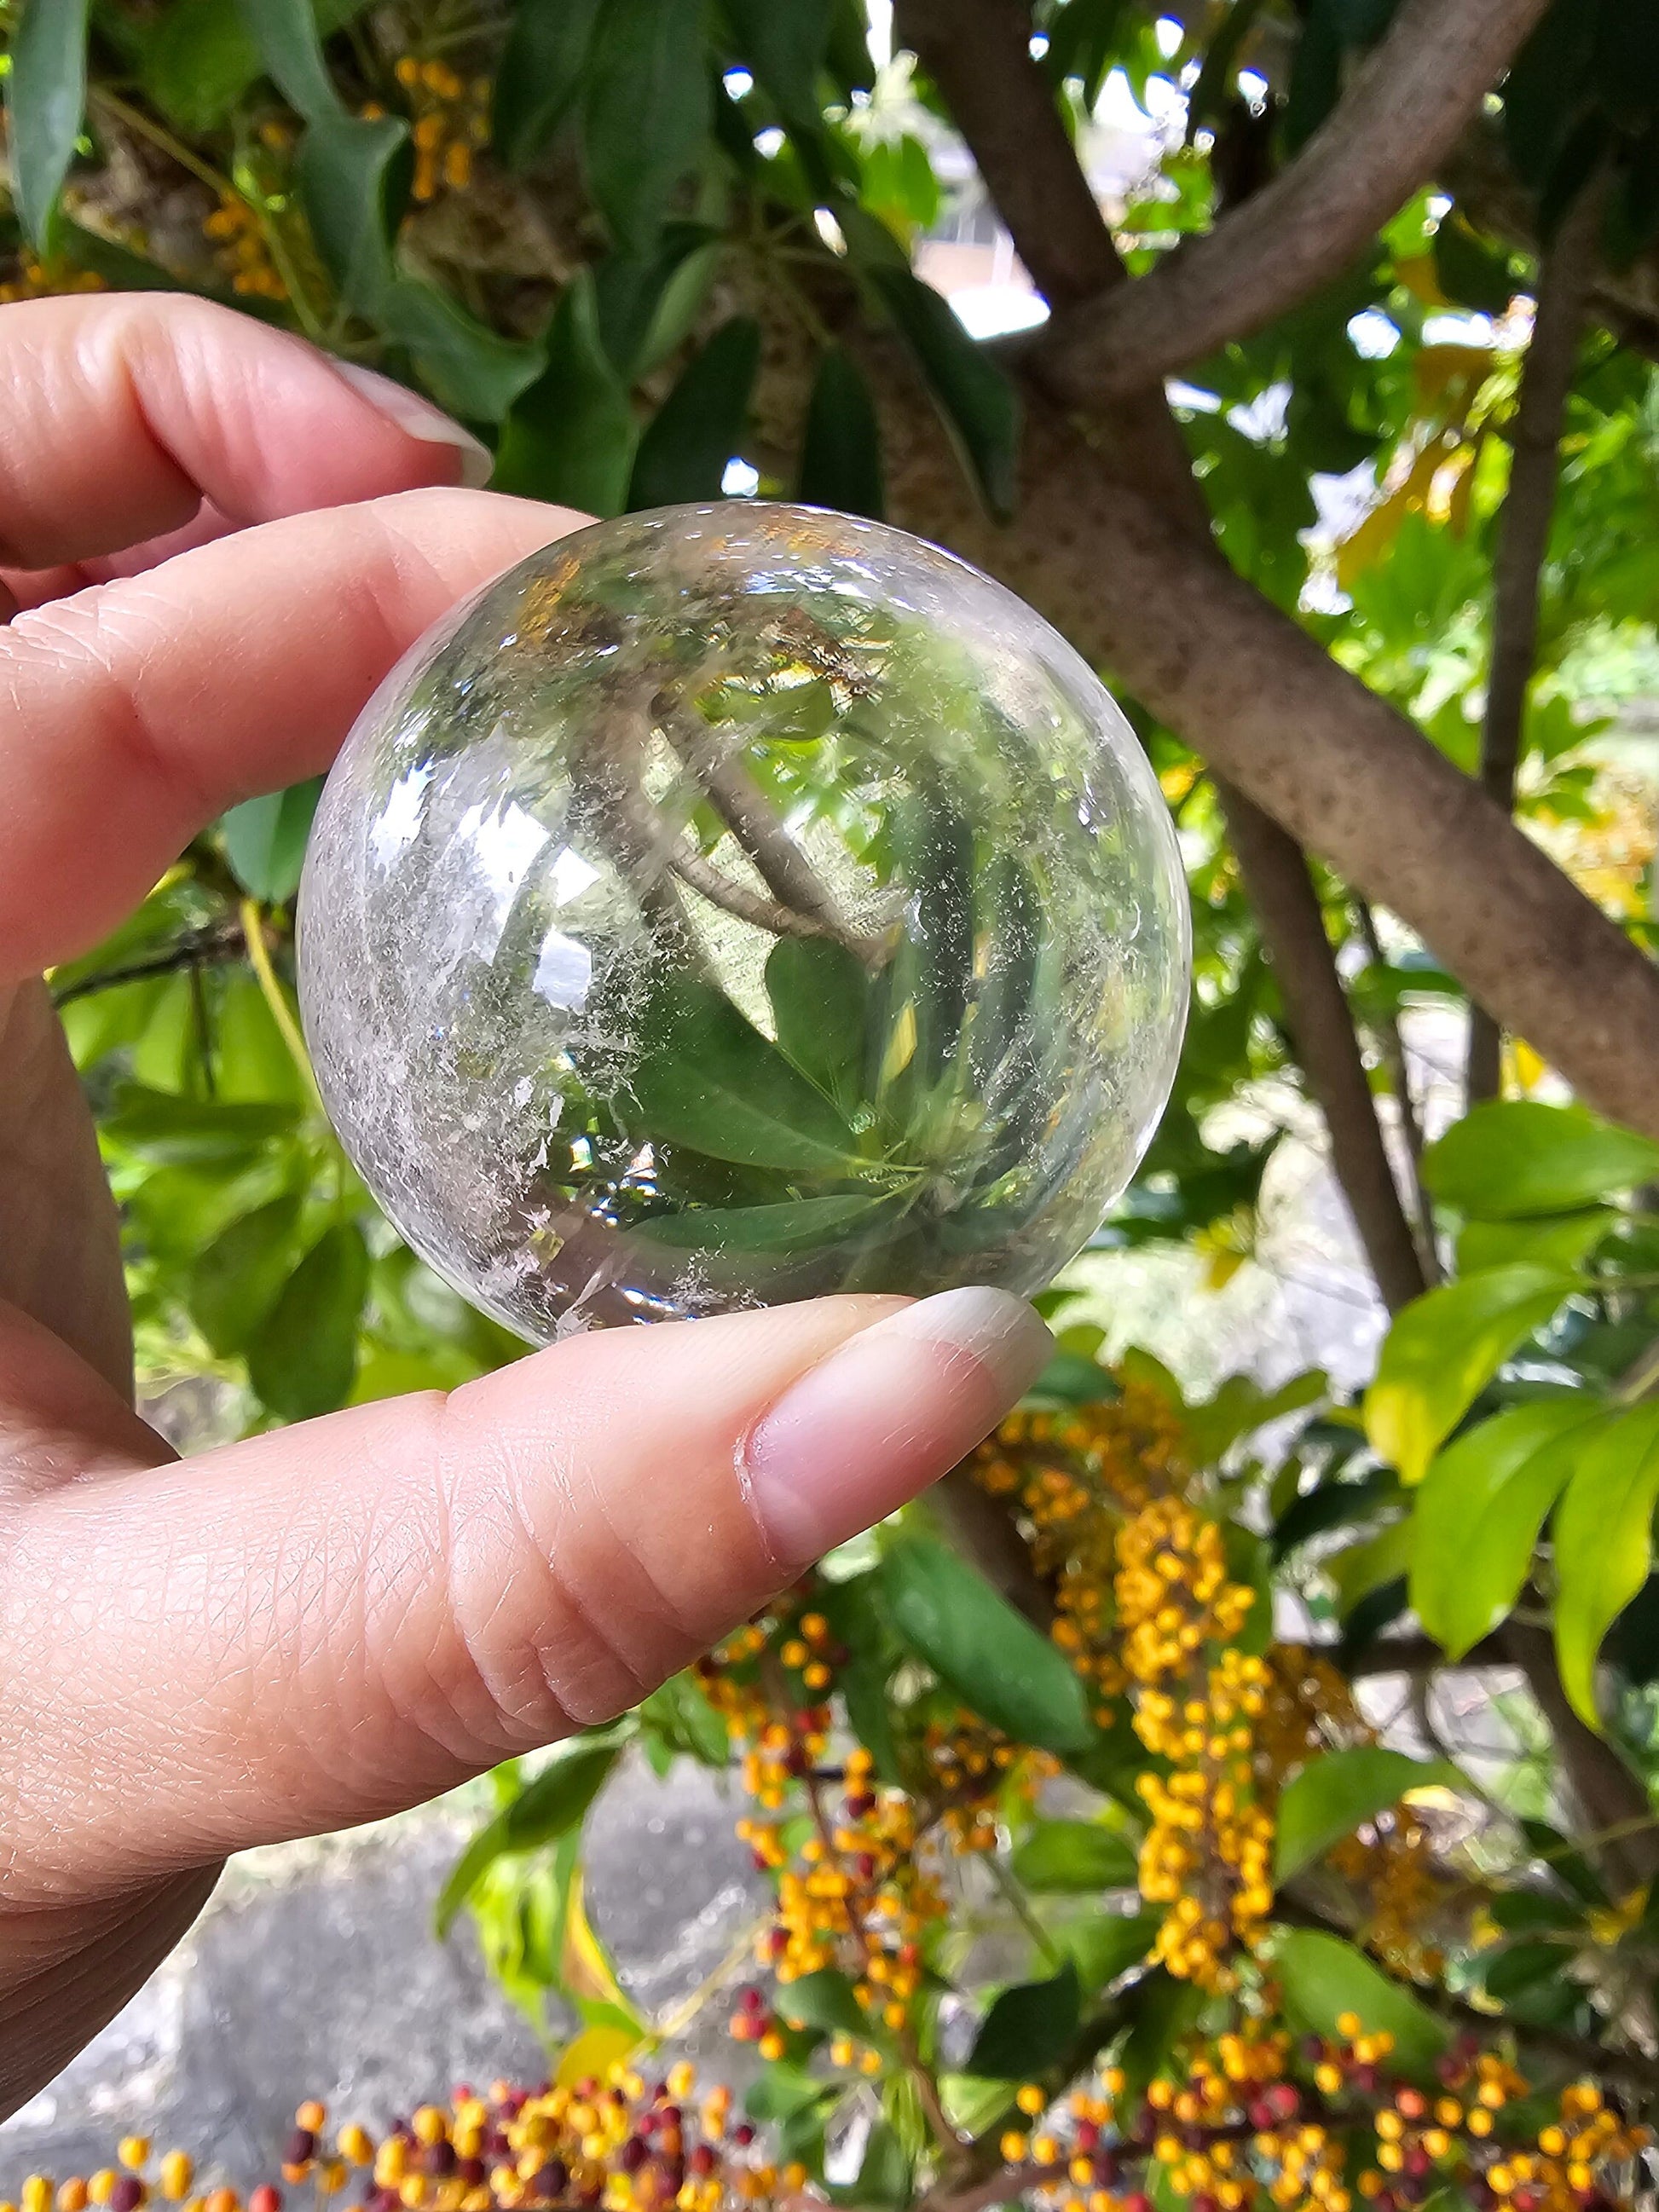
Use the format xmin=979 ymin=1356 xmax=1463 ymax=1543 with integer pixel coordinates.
xmin=1034 ymin=0 xmax=1552 ymax=403
xmin=1466 ymin=179 xmax=1604 ymax=1103
xmin=240 ymin=898 xmax=322 ymax=1108
xmin=1353 ymin=899 xmax=1441 ymax=1281
xmin=49 ymin=922 xmax=244 ymax=1007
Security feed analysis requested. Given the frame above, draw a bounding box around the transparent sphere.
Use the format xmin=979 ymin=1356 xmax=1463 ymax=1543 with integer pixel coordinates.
xmin=298 ymin=504 xmax=1190 ymax=1342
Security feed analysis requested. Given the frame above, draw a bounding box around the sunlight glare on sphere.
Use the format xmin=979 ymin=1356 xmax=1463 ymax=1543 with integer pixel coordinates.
xmin=297 ymin=504 xmax=1190 ymax=1341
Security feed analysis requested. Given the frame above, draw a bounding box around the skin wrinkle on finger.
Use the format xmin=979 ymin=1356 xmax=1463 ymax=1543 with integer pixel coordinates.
xmin=0 ymin=489 xmax=578 ymax=976
xmin=0 ymin=1300 xmax=914 ymax=1888
xmin=0 ymin=986 xmax=132 ymax=1398
xmin=9 ymin=580 xmax=222 ymax=831
xmin=0 ymin=293 xmax=486 ymax=572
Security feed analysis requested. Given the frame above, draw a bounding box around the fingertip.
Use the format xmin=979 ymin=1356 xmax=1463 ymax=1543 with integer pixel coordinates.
xmin=741 ymin=1286 xmax=1052 ymax=1566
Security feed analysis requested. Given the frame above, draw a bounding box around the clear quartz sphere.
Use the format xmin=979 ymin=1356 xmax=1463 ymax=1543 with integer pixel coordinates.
xmin=298 ymin=503 xmax=1190 ymax=1342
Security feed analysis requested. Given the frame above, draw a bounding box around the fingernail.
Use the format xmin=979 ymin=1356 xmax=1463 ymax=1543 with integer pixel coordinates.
xmin=743 ymin=1286 xmax=1054 ymax=1566
xmin=331 ymin=361 xmax=494 ymax=488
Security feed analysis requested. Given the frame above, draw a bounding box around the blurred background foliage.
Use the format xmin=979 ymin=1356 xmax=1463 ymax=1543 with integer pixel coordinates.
xmin=8 ymin=0 xmax=1659 ymax=2203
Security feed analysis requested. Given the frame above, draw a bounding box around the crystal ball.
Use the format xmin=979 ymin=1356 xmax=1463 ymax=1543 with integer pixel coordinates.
xmin=298 ymin=504 xmax=1190 ymax=1341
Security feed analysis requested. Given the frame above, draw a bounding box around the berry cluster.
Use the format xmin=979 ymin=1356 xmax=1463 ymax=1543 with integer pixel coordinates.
xmin=391 ymin=58 xmax=490 ymax=204
xmin=974 ymin=1382 xmax=1188 ymax=1720
xmin=974 ymin=2012 xmax=1648 ymax=2212
xmin=0 ymin=254 xmax=105 ymax=305
xmin=1115 ymin=1500 xmax=1270 ymax=1989
xmin=202 ymin=178 xmax=286 ymax=301
xmin=702 ymin=1585 xmax=1047 ymax=2069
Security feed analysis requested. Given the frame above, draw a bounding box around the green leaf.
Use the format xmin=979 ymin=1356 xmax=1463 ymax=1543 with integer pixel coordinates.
xmin=6 ymin=0 xmax=92 ymax=246
xmin=221 ymin=780 xmax=324 ymax=904
xmin=1431 ymin=214 xmax=1515 ymax=315
xmin=232 ymin=0 xmax=344 ymax=121
xmin=188 ymin=1193 xmax=305 ymax=1358
xmin=743 ymin=2065 xmax=829 ymax=2122
xmin=375 ymin=282 xmax=541 ymax=422
xmin=593 ymin=228 xmax=722 ymax=379
xmin=625 ymin=973 xmax=860 ymax=1174
xmin=964 ymin=1960 xmax=1080 ymax=2079
xmin=766 ymin=937 xmax=870 ymax=1106
xmin=627 ymin=315 xmax=762 ymax=509
xmin=101 ymin=1086 xmax=299 ymax=1164
xmin=1182 ymin=1367 xmax=1328 ymax=1468
xmin=797 ymin=346 xmax=886 ymax=520
xmin=862 ymin=264 xmax=1020 ymax=519
xmin=493 ymin=0 xmax=603 ymax=170
xmin=879 ymin=1536 xmax=1095 ymax=1753
xmin=140 ymin=0 xmax=367 ymax=132
xmin=295 ymin=108 xmax=407 ymax=303
xmin=854 ymin=2120 xmax=911 ymax=2209
xmin=1553 ymin=1401 xmax=1659 ymax=1730
xmin=1119 ymin=1968 xmax=1205 ymax=2111
xmin=435 ymin=1734 xmax=623 ymax=1936
xmin=1056 ymin=1909 xmax=1159 ymax=1995
xmin=1011 ymin=1819 xmax=1139 ymax=1892
xmin=1275 ymin=1747 xmax=1461 ymax=1883
xmin=246 ymin=1221 xmax=370 ymax=1421
xmin=725 ymin=0 xmax=833 ymax=123
xmin=1271 ymin=1928 xmax=1449 ymax=2074
xmin=493 ymin=272 xmax=637 ymax=513
xmin=1411 ymin=1398 xmax=1605 ymax=1660
xmin=637 ymin=1191 xmax=890 ymax=1250
xmin=776 ymin=1967 xmax=869 ymax=2040
xmin=1363 ymin=1265 xmax=1577 ymax=1484
xmin=1424 ymin=1102 xmax=1659 ymax=1221
xmin=637 ymin=1668 xmax=730 ymax=1767
xmin=582 ymin=0 xmax=712 ymax=255
xmin=1455 ymin=1210 xmax=1615 ymax=1276
xmin=1327 ymin=1517 xmax=1412 ymax=1618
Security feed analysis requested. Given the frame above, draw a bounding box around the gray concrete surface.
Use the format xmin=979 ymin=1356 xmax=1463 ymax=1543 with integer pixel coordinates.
xmin=0 ymin=1759 xmax=769 ymax=2195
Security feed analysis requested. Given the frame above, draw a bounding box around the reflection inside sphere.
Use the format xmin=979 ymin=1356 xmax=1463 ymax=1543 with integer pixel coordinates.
xmin=298 ymin=504 xmax=1190 ymax=1343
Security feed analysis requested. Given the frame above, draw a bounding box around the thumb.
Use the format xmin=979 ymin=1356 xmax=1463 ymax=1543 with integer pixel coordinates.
xmin=3 ymin=1288 xmax=1051 ymax=1896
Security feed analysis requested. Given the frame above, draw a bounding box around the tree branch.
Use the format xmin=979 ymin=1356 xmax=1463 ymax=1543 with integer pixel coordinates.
xmin=897 ymin=0 xmax=1429 ymax=1313
xmin=1036 ymin=0 xmax=1552 ymax=404
xmin=1354 ymin=900 xmax=1441 ymax=1283
xmin=870 ymin=388 xmax=1659 ymax=1141
xmin=1498 ymin=1618 xmax=1659 ymax=1891
xmin=930 ymin=1464 xmax=1052 ymax=1626
xmin=1465 ymin=182 xmax=1602 ymax=1104
xmin=49 ymin=921 xmax=245 ymax=1007
xmin=1225 ymin=799 xmax=1426 ymax=1309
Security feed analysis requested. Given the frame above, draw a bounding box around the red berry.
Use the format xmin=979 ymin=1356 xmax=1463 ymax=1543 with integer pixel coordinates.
xmin=109 ymin=2185 xmax=142 ymax=2212
xmin=284 ymin=2131 xmax=316 ymax=2168
xmin=250 ymin=2191 xmax=282 ymax=2212
xmin=619 ymin=2141 xmax=647 ymax=2174
xmin=732 ymin=2126 xmax=755 ymax=2148
xmin=1075 ymin=2123 xmax=1100 ymax=2151
xmin=1268 ymin=2083 xmax=1301 ymax=2122
xmin=1123 ymin=2193 xmax=1154 ymax=2212
xmin=689 ymin=2148 xmax=716 ymax=2178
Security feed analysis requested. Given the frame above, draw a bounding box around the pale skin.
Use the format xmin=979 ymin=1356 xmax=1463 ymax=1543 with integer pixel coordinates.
xmin=0 ymin=294 xmax=1054 ymax=2118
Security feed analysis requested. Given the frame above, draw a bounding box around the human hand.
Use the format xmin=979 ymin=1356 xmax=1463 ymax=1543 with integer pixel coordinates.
xmin=0 ymin=295 xmax=1053 ymax=2117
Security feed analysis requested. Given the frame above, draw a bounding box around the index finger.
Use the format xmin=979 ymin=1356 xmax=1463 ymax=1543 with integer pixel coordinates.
xmin=0 ymin=292 xmax=492 ymax=573
xmin=0 ymin=487 xmax=581 ymax=977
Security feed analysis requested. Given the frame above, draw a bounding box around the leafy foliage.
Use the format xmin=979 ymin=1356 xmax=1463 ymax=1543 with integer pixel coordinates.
xmin=9 ymin=0 xmax=1659 ymax=2198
